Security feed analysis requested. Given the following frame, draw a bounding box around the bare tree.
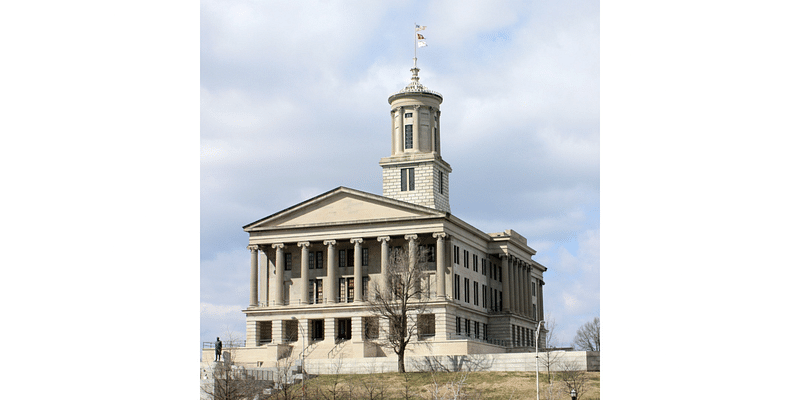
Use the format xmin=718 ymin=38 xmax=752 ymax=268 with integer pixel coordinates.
xmin=539 ymin=314 xmax=562 ymax=384
xmin=556 ymin=360 xmax=588 ymax=400
xmin=571 ymin=317 xmax=600 ymax=352
xmin=366 ymin=245 xmax=431 ymax=373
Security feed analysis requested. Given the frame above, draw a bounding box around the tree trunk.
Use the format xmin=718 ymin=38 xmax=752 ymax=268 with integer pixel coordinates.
xmin=398 ymin=349 xmax=406 ymax=373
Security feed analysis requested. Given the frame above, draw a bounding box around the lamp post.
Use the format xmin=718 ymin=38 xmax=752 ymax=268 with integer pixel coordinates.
xmin=291 ymin=317 xmax=306 ymax=400
xmin=534 ymin=320 xmax=546 ymax=400
xmin=570 ymin=388 xmax=577 ymax=400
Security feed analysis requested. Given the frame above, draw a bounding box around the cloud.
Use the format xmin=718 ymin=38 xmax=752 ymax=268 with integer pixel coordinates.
xmin=200 ymin=0 xmax=600 ymax=351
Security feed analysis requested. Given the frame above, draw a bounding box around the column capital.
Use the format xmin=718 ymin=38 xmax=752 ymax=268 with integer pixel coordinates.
xmin=377 ymin=236 xmax=391 ymax=243
xmin=271 ymin=243 xmax=284 ymax=250
xmin=247 ymin=245 xmax=260 ymax=252
xmin=404 ymin=234 xmax=418 ymax=242
xmin=350 ymin=238 xmax=363 ymax=245
xmin=297 ymin=241 xmax=310 ymax=248
xmin=432 ymin=232 xmax=447 ymax=240
xmin=323 ymin=240 xmax=337 ymax=246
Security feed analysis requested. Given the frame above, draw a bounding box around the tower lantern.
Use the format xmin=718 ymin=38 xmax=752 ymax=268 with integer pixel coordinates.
xmin=380 ymin=63 xmax=451 ymax=212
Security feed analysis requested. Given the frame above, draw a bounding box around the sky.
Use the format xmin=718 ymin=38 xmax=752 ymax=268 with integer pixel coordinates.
xmin=200 ymin=0 xmax=600 ymax=351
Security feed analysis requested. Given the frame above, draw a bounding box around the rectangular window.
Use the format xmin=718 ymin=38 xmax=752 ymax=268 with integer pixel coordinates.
xmin=481 ymin=258 xmax=486 ymax=275
xmin=339 ymin=250 xmax=346 ymax=268
xmin=308 ymin=279 xmax=315 ymax=303
xmin=473 ymin=254 xmax=478 ymax=272
xmin=308 ymin=251 xmax=315 ymax=269
xmin=533 ymin=304 xmax=537 ymax=320
xmin=364 ymin=317 xmax=379 ymax=339
xmin=339 ymin=277 xmax=354 ymax=303
xmin=464 ymin=277 xmax=470 ymax=303
xmin=347 ymin=249 xmax=355 ymax=267
xmin=348 ymin=277 xmax=354 ymax=303
xmin=400 ymin=168 xmax=415 ymax=191
xmin=418 ymin=314 xmax=435 ymax=338
xmin=427 ymin=244 xmax=436 ymax=262
xmin=499 ymin=291 xmax=503 ymax=310
xmin=482 ymin=323 xmax=488 ymax=340
xmin=464 ymin=250 xmax=469 ymax=269
xmin=474 ymin=321 xmax=479 ymax=339
xmin=404 ymin=124 xmax=413 ymax=149
xmin=311 ymin=319 xmax=324 ymax=341
xmin=435 ymin=129 xmax=440 ymax=153
xmin=498 ymin=266 xmax=502 ymax=282
xmin=315 ymin=279 xmax=323 ymax=304
xmin=284 ymin=253 xmax=292 ymax=270
xmin=455 ymin=317 xmax=461 ymax=335
xmin=482 ymin=284 xmax=487 ymax=309
xmin=362 ymin=248 xmax=369 ymax=266
xmin=404 ymin=112 xmax=412 ymax=118
xmin=439 ymin=170 xmax=443 ymax=193
xmin=453 ymin=245 xmax=460 ymax=264
xmin=454 ymin=274 xmax=460 ymax=300
xmin=465 ymin=318 xmax=471 ymax=336
xmin=362 ymin=276 xmax=370 ymax=298
xmin=532 ymin=280 xmax=536 ymax=296
xmin=317 ymin=251 xmax=323 ymax=269
xmin=473 ymin=281 xmax=479 ymax=306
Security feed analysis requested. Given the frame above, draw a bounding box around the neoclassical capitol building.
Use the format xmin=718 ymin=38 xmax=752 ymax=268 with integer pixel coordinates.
xmin=209 ymin=63 xmax=547 ymax=366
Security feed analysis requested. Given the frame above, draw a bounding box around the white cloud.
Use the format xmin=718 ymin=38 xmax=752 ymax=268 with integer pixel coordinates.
xmin=200 ymin=0 xmax=599 ymax=352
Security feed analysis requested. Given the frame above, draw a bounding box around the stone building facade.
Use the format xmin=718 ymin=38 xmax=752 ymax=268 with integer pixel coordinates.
xmin=203 ymin=63 xmax=547 ymax=366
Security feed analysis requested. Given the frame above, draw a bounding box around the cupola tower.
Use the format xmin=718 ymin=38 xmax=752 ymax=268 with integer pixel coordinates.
xmin=379 ymin=62 xmax=452 ymax=212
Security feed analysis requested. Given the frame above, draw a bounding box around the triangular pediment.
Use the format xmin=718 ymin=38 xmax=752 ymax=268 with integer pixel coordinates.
xmin=244 ymin=187 xmax=445 ymax=231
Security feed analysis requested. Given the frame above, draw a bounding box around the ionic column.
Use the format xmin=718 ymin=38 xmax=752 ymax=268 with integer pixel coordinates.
xmin=433 ymin=232 xmax=447 ymax=299
xmin=518 ymin=260 xmax=525 ymax=315
xmin=501 ymin=255 xmax=510 ymax=312
xmin=527 ymin=265 xmax=534 ymax=318
xmin=405 ymin=234 xmax=418 ymax=298
xmin=510 ymin=257 xmax=517 ymax=313
xmin=378 ymin=236 xmax=391 ymax=294
xmin=324 ymin=240 xmax=337 ymax=304
xmin=352 ymin=238 xmax=364 ymax=302
xmin=515 ymin=258 xmax=522 ymax=314
xmin=248 ymin=245 xmax=259 ymax=307
xmin=298 ymin=242 xmax=310 ymax=305
xmin=393 ymin=108 xmax=403 ymax=155
xmin=272 ymin=243 xmax=285 ymax=306
xmin=522 ymin=264 xmax=530 ymax=317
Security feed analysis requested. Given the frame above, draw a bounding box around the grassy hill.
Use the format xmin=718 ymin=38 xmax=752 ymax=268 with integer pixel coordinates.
xmin=295 ymin=370 xmax=600 ymax=400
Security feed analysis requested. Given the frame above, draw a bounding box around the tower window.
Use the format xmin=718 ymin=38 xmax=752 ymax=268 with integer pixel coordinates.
xmin=404 ymin=113 xmax=412 ymax=118
xmin=404 ymin=125 xmax=413 ymax=149
xmin=439 ymin=171 xmax=443 ymax=194
xmin=400 ymin=168 xmax=415 ymax=191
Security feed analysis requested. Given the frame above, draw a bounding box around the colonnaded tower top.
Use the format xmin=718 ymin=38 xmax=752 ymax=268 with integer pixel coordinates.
xmin=379 ymin=59 xmax=452 ymax=213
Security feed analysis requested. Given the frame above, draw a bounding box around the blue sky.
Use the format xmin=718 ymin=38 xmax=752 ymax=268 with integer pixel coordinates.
xmin=200 ymin=0 xmax=600 ymax=351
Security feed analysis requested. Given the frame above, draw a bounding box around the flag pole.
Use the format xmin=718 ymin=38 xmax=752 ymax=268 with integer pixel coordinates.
xmin=413 ymin=23 xmax=417 ymax=69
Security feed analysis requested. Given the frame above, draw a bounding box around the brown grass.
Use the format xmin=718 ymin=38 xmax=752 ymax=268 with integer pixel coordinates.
xmin=302 ymin=370 xmax=600 ymax=400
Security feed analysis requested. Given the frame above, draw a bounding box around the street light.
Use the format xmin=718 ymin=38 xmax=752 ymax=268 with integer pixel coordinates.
xmin=570 ymin=388 xmax=577 ymax=400
xmin=291 ymin=317 xmax=306 ymax=400
xmin=534 ymin=320 xmax=546 ymax=400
